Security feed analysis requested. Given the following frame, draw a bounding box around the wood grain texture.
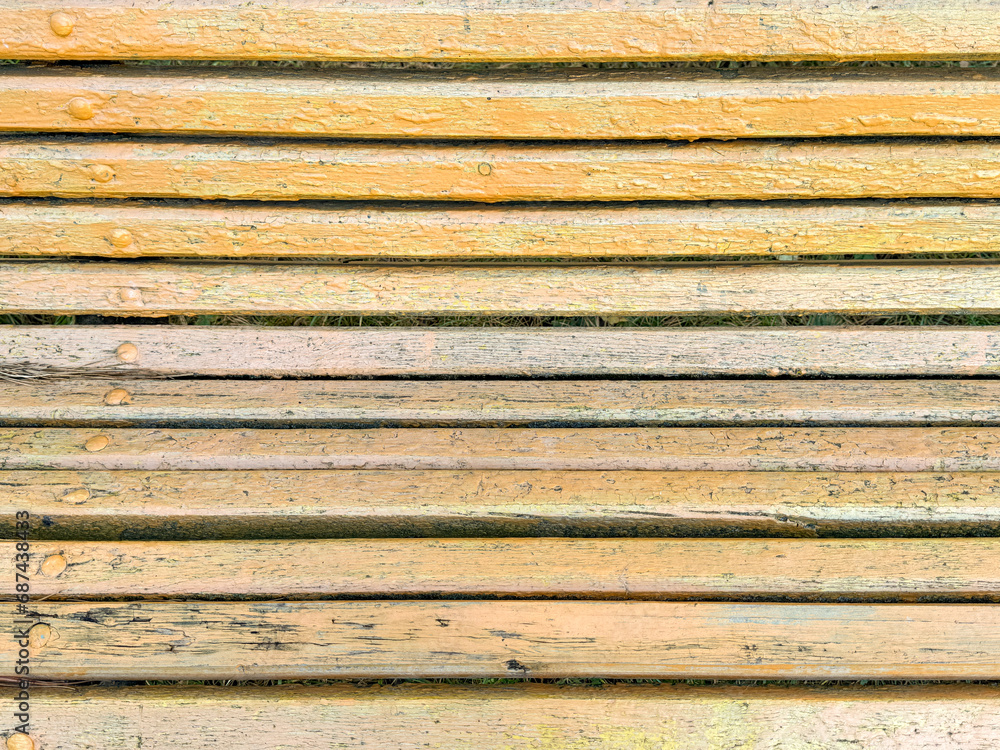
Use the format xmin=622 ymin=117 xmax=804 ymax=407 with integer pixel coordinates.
xmin=13 ymin=67 xmax=1000 ymax=139
xmin=2 ymin=427 xmax=999 ymax=472
xmin=5 ymin=1 xmax=1000 ymax=62
xmin=11 ymin=538 xmax=1000 ymax=599
xmin=5 ymin=325 xmax=999 ymax=377
xmin=6 ymin=469 xmax=1000 ymax=541
xmin=10 ymin=138 xmax=1000 ymax=201
xmin=9 ymin=199 xmax=1000 ymax=259
xmin=7 ymin=684 xmax=1000 ymax=750
xmin=4 ymin=261 xmax=1000 ymax=316
xmin=8 ymin=601 xmax=1000 ymax=680
xmin=10 ymin=379 xmax=1000 ymax=428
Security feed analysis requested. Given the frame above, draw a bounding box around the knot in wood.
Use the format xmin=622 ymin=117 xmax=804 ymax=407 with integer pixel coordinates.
xmin=116 ymin=342 xmax=139 ymax=362
xmin=90 ymin=164 xmax=115 ymax=183
xmin=109 ymin=228 xmax=134 ymax=248
xmin=40 ymin=554 xmax=68 ymax=578
xmin=104 ymin=388 xmax=132 ymax=405
xmin=6 ymin=733 xmax=37 ymax=750
xmin=62 ymin=488 xmax=90 ymax=504
xmin=49 ymin=11 xmax=75 ymax=36
xmin=67 ymin=97 xmax=94 ymax=121
xmin=84 ymin=435 xmax=110 ymax=452
xmin=27 ymin=623 xmax=53 ymax=650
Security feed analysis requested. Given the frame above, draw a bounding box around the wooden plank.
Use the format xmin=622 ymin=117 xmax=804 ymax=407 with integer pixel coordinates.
xmin=8 ymin=379 xmax=1000 ymax=428
xmin=7 ymin=684 xmax=1000 ymax=750
xmin=3 ymin=261 xmax=1000 ymax=316
xmin=10 ymin=138 xmax=1000 ymax=201
xmin=12 ymin=67 xmax=1000 ymax=140
xmin=4 ymin=325 xmax=999 ymax=377
xmin=1 ymin=427 xmax=999 ymax=472
xmin=4 ymin=199 xmax=1000 ymax=259
xmin=5 ymin=469 xmax=1000 ymax=540
xmin=4 ymin=1 xmax=1000 ymax=62
xmin=10 ymin=538 xmax=1000 ymax=599
xmin=8 ymin=601 xmax=1000 ymax=679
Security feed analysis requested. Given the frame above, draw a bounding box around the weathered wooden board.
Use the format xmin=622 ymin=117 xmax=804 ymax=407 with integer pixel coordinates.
xmin=5 ymin=469 xmax=1000 ymax=540
xmin=3 ymin=262 xmax=1000 ymax=316
xmin=8 ymin=379 xmax=1000 ymax=428
xmin=8 ymin=199 xmax=1000 ymax=259
xmin=6 ymin=684 xmax=1000 ymax=750
xmin=2 ymin=427 xmax=999 ymax=471
xmin=9 ymin=139 xmax=1000 ymax=201
xmin=7 ymin=469 xmax=1000 ymax=540
xmin=4 ymin=325 xmax=999 ymax=377
xmin=8 ymin=601 xmax=1000 ymax=679
xmin=10 ymin=538 xmax=1000 ymax=599
xmin=4 ymin=1 xmax=1000 ymax=62
xmin=11 ymin=67 xmax=1000 ymax=139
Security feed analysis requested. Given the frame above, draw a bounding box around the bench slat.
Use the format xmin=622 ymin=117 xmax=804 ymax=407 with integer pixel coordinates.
xmin=8 ymin=684 xmax=1000 ymax=750
xmin=10 ymin=601 xmax=1000 ymax=679
xmin=4 ymin=325 xmax=998 ymax=377
xmin=3 ymin=1 xmax=1000 ymax=62
xmin=8 ymin=468 xmax=1000 ymax=540
xmin=4 ymin=199 xmax=998 ymax=259
xmin=4 ymin=262 xmax=1000 ymax=316
xmin=2 ymin=427 xmax=999 ymax=471
xmin=9 ymin=67 xmax=1000 ymax=139
xmin=4 ymin=469 xmax=999 ymax=540
xmin=8 ymin=379 xmax=1000 ymax=427
xmin=11 ymin=538 xmax=1000 ymax=599
xmin=7 ymin=138 xmax=1000 ymax=201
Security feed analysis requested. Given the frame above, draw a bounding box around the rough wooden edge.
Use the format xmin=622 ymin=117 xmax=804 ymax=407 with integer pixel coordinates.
xmin=7 ymin=379 xmax=1000 ymax=427
xmin=8 ymin=138 xmax=1000 ymax=200
xmin=10 ymin=538 xmax=1000 ymax=599
xmin=2 ymin=427 xmax=1000 ymax=471
xmin=5 ymin=683 xmax=1000 ymax=750
xmin=9 ymin=67 xmax=1000 ymax=139
xmin=4 ymin=1 xmax=1000 ymax=62
xmin=6 ymin=199 xmax=1000 ymax=258
xmin=3 ymin=325 xmax=998 ymax=377
xmin=9 ymin=601 xmax=1000 ymax=680
xmin=4 ymin=261 xmax=1000 ymax=316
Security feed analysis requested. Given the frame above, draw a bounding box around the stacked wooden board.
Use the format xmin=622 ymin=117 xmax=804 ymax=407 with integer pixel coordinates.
xmin=2 ymin=1 xmax=1000 ymax=747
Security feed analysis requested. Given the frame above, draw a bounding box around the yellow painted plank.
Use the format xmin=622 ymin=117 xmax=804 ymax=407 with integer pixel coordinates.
xmin=0 ymin=200 xmax=1000 ymax=258
xmin=3 ymin=1 xmax=1000 ymax=62
xmin=4 ymin=325 xmax=999 ymax=377
xmin=8 ymin=601 xmax=1000 ymax=680
xmin=4 ymin=469 xmax=1000 ymax=540
xmin=7 ymin=199 xmax=1000 ymax=258
xmin=1 ymin=427 xmax=999 ymax=471
xmin=2 ymin=262 xmax=1000 ymax=316
xmin=10 ymin=67 xmax=1000 ymax=139
xmin=7 ymin=139 xmax=1000 ymax=201
xmin=5 ymin=684 xmax=1000 ymax=750
xmin=7 ymin=379 xmax=1000 ymax=427
xmin=10 ymin=538 xmax=1000 ymax=599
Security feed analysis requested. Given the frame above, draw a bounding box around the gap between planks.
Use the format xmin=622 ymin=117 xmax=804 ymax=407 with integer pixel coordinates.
xmin=8 ymin=601 xmax=1000 ymax=680
xmin=7 ymin=199 xmax=1000 ymax=259
xmin=7 ymin=379 xmax=1000 ymax=427
xmin=8 ymin=67 xmax=1000 ymax=139
xmin=3 ymin=325 xmax=999 ymax=377
xmin=3 ymin=427 xmax=1000 ymax=471
xmin=4 ymin=469 xmax=1000 ymax=540
xmin=7 ymin=684 xmax=1000 ymax=750
xmin=4 ymin=262 xmax=1000 ymax=316
xmin=9 ymin=538 xmax=1000 ymax=600
xmin=3 ymin=0 xmax=1000 ymax=61
xmin=9 ymin=138 xmax=1000 ymax=201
